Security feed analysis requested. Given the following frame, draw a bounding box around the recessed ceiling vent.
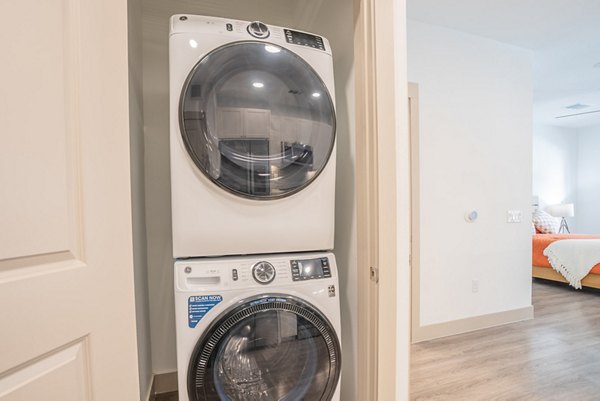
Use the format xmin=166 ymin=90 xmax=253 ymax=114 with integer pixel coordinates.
xmin=556 ymin=109 xmax=600 ymax=119
xmin=565 ymin=103 xmax=590 ymax=110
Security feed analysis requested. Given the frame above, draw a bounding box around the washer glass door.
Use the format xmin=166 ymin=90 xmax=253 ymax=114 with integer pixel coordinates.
xmin=180 ymin=41 xmax=336 ymax=200
xmin=188 ymin=296 xmax=341 ymax=401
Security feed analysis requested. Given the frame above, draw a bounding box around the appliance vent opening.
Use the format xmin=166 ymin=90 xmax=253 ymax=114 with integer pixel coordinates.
xmin=565 ymin=103 xmax=590 ymax=110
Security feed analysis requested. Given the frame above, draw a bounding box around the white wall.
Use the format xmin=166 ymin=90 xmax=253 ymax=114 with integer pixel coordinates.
xmin=128 ymin=0 xmax=153 ymax=398
xmin=304 ymin=3 xmax=357 ymax=400
xmin=141 ymin=3 xmax=176 ymax=373
xmin=576 ymin=125 xmax=600 ymax=234
xmin=141 ymin=2 xmax=358 ymax=400
xmin=408 ymin=21 xmax=533 ymax=326
xmin=532 ymin=124 xmax=578 ymax=229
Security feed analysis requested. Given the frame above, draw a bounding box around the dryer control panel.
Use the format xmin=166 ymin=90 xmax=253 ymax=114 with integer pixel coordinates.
xmin=284 ymin=29 xmax=326 ymax=51
xmin=291 ymin=257 xmax=331 ymax=281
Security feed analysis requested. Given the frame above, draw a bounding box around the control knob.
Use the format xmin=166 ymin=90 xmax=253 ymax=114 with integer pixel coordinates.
xmin=252 ymin=261 xmax=276 ymax=284
xmin=247 ymin=21 xmax=270 ymax=39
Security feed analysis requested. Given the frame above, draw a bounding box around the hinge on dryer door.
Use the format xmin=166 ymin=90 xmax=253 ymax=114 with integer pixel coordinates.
xmin=370 ymin=266 xmax=379 ymax=283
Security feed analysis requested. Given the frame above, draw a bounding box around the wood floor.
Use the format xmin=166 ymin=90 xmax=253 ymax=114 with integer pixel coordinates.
xmin=411 ymin=280 xmax=600 ymax=400
xmin=155 ymin=391 xmax=177 ymax=401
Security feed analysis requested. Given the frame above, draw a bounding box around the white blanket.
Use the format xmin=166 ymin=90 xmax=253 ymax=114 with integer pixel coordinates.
xmin=544 ymin=239 xmax=600 ymax=289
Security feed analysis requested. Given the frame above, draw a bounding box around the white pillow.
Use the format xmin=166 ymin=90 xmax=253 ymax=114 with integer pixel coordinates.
xmin=532 ymin=210 xmax=558 ymax=234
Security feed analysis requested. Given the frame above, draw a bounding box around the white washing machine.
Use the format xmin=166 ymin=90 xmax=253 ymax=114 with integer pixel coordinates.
xmin=174 ymin=252 xmax=342 ymax=401
xmin=169 ymin=15 xmax=337 ymax=258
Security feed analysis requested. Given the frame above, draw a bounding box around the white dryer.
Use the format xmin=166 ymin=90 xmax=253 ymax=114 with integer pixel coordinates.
xmin=174 ymin=252 xmax=342 ymax=401
xmin=169 ymin=15 xmax=337 ymax=258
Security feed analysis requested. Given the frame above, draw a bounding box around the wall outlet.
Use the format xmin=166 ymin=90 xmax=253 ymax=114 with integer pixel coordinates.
xmin=507 ymin=210 xmax=522 ymax=223
xmin=472 ymin=279 xmax=479 ymax=293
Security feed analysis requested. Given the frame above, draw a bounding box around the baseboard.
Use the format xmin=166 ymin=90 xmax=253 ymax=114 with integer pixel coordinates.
xmin=412 ymin=306 xmax=534 ymax=343
xmin=147 ymin=371 xmax=178 ymax=401
xmin=146 ymin=378 xmax=155 ymax=401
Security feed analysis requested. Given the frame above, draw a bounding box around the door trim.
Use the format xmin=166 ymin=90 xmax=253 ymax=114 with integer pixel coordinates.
xmin=409 ymin=82 xmax=422 ymax=343
xmin=355 ymin=0 xmax=407 ymax=399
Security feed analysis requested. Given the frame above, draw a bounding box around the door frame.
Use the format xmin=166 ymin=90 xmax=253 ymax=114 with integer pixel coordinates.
xmin=355 ymin=0 xmax=410 ymax=399
xmin=409 ymin=82 xmax=422 ymax=342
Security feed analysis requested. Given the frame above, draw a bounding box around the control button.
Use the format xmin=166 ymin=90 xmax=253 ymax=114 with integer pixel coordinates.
xmin=247 ymin=21 xmax=270 ymax=39
xmin=252 ymin=261 xmax=276 ymax=284
xmin=232 ymin=269 xmax=238 ymax=281
xmin=226 ymin=23 xmax=233 ymax=31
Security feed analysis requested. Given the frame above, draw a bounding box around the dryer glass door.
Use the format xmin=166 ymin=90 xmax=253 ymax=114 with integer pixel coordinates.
xmin=188 ymin=296 xmax=341 ymax=401
xmin=179 ymin=41 xmax=336 ymax=200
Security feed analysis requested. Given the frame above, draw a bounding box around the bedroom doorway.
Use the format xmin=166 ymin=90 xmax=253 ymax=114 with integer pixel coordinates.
xmin=407 ymin=0 xmax=600 ymax=398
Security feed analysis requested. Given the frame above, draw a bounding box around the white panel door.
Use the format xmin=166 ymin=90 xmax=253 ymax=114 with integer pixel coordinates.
xmin=217 ymin=108 xmax=244 ymax=138
xmin=243 ymin=108 xmax=271 ymax=138
xmin=0 ymin=0 xmax=140 ymax=400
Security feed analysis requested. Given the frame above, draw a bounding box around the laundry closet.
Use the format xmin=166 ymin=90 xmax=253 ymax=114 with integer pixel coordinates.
xmin=128 ymin=0 xmax=359 ymax=399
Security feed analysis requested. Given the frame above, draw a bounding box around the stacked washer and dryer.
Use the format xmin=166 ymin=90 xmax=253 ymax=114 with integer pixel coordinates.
xmin=169 ymin=14 xmax=341 ymax=401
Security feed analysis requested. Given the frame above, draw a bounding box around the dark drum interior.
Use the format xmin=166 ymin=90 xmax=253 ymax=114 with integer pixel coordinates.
xmin=179 ymin=41 xmax=336 ymax=200
xmin=188 ymin=297 xmax=341 ymax=401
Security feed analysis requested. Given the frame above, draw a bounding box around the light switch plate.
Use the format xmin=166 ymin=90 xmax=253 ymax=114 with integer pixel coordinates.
xmin=507 ymin=210 xmax=522 ymax=223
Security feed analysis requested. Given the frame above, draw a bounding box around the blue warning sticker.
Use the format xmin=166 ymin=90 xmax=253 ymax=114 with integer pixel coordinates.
xmin=188 ymin=295 xmax=223 ymax=328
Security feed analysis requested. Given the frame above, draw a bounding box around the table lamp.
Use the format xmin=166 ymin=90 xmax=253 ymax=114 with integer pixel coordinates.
xmin=548 ymin=203 xmax=574 ymax=234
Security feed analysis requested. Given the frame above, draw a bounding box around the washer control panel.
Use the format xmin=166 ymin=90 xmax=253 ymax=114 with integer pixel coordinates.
xmin=176 ymin=253 xmax=336 ymax=290
xmin=291 ymin=257 xmax=331 ymax=281
xmin=284 ymin=29 xmax=326 ymax=51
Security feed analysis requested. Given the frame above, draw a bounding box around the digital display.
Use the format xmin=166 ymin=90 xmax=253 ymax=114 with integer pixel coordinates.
xmin=284 ymin=29 xmax=326 ymax=51
xmin=291 ymin=31 xmax=316 ymax=43
xmin=298 ymin=260 xmax=324 ymax=278
xmin=291 ymin=257 xmax=331 ymax=281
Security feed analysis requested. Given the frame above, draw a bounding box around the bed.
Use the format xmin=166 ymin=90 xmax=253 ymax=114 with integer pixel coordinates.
xmin=532 ymin=233 xmax=600 ymax=289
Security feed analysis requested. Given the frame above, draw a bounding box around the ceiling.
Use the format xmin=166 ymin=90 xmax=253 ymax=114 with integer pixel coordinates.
xmin=408 ymin=0 xmax=600 ymax=129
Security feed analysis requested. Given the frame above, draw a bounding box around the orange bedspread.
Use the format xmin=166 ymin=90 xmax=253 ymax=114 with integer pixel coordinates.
xmin=533 ymin=234 xmax=600 ymax=274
